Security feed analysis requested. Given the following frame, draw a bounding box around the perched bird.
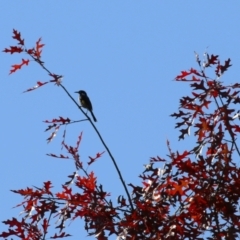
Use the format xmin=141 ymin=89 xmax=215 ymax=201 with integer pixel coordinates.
xmin=75 ymin=90 xmax=97 ymax=122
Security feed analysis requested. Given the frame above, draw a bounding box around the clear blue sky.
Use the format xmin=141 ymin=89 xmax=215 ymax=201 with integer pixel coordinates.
xmin=1 ymin=1 xmax=240 ymax=239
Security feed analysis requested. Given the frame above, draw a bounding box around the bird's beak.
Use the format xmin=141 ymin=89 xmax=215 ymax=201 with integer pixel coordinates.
xmin=74 ymin=91 xmax=79 ymax=93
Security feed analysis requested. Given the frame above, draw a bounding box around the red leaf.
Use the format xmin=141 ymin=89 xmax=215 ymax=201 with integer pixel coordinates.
xmin=206 ymin=54 xmax=218 ymax=66
xmin=87 ymin=151 xmax=105 ymax=165
xmin=191 ymin=80 xmax=206 ymax=91
xmin=23 ymin=81 xmax=48 ymax=93
xmin=191 ymin=75 xmax=201 ymax=82
xmin=179 ymin=127 xmax=190 ymax=140
xmin=44 ymin=117 xmax=71 ymax=124
xmin=76 ymin=172 xmax=97 ymax=191
xmin=50 ymin=232 xmax=71 ymax=239
xmin=176 ymin=70 xmax=190 ymax=79
xmin=0 ymin=229 xmax=17 ymax=238
xmin=43 ymin=181 xmax=53 ymax=194
xmin=3 ymin=217 xmax=21 ymax=228
xmin=76 ymin=132 xmax=83 ymax=149
xmin=47 ymin=126 xmax=60 ymax=143
xmin=215 ymin=58 xmax=232 ymax=77
xmin=12 ymin=29 xmax=24 ymax=45
xmin=42 ymin=218 xmax=49 ymax=234
xmin=3 ymin=46 xmax=23 ymax=54
xmin=202 ymin=99 xmax=211 ymax=109
xmin=11 ymin=187 xmax=34 ymax=196
xmin=45 ymin=123 xmax=57 ymax=132
xmin=167 ymin=180 xmax=189 ymax=196
xmin=210 ymin=89 xmax=219 ymax=97
xmin=176 ymin=68 xmax=202 ymax=81
xmin=0 ymin=218 xmax=24 ymax=238
xmin=35 ymin=37 xmax=45 ymax=58
xmin=232 ymin=125 xmax=240 ymax=133
xmin=150 ymin=156 xmax=166 ymax=162
xmin=46 ymin=153 xmax=70 ymax=159
xmin=221 ymin=58 xmax=232 ymax=75
xmin=27 ymin=48 xmax=34 ymax=54
xmin=55 ymin=192 xmax=69 ymax=200
xmin=118 ymin=196 xmax=127 ymax=207
xmin=9 ymin=58 xmax=29 ymax=74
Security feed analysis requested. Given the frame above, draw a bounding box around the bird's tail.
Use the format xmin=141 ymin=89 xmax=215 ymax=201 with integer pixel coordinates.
xmin=90 ymin=111 xmax=97 ymax=122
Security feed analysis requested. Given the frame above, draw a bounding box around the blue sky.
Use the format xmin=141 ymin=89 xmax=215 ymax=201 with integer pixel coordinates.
xmin=1 ymin=1 xmax=240 ymax=239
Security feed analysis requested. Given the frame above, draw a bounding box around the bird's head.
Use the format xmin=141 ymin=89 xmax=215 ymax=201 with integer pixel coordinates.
xmin=75 ymin=90 xmax=87 ymax=96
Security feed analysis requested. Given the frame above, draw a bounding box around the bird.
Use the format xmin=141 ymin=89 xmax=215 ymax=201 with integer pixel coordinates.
xmin=75 ymin=90 xmax=97 ymax=122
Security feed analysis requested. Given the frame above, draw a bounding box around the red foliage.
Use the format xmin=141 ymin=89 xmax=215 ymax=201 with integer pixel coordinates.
xmin=4 ymin=29 xmax=45 ymax=75
xmin=35 ymin=38 xmax=45 ymax=58
xmin=88 ymin=151 xmax=105 ymax=165
xmin=3 ymin=46 xmax=23 ymax=54
xmin=9 ymin=58 xmax=29 ymax=74
xmin=23 ymin=81 xmax=49 ymax=92
xmin=12 ymin=29 xmax=24 ymax=45
xmin=1 ymin=29 xmax=240 ymax=239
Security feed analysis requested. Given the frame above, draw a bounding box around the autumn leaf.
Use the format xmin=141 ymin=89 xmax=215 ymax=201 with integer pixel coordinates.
xmin=176 ymin=68 xmax=202 ymax=81
xmin=9 ymin=58 xmax=29 ymax=74
xmin=23 ymin=81 xmax=48 ymax=92
xmin=35 ymin=37 xmax=45 ymax=58
xmin=50 ymin=232 xmax=72 ymax=239
xmin=206 ymin=54 xmax=218 ymax=66
xmin=3 ymin=46 xmax=23 ymax=54
xmin=12 ymin=29 xmax=24 ymax=45
xmin=88 ymin=151 xmax=105 ymax=165
xmin=232 ymin=125 xmax=240 ymax=133
xmin=221 ymin=58 xmax=232 ymax=75
xmin=76 ymin=172 xmax=97 ymax=192
xmin=47 ymin=126 xmax=60 ymax=143
xmin=76 ymin=132 xmax=83 ymax=149
xmin=46 ymin=153 xmax=70 ymax=159
xmin=44 ymin=117 xmax=71 ymax=124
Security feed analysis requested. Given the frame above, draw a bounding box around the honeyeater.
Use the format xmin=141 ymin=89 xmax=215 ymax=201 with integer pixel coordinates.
xmin=75 ymin=90 xmax=97 ymax=122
